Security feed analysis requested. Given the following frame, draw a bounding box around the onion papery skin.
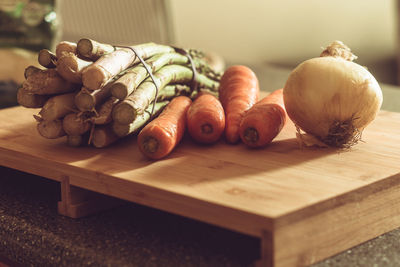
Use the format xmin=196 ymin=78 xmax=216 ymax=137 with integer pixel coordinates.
xmin=283 ymin=56 xmax=383 ymax=147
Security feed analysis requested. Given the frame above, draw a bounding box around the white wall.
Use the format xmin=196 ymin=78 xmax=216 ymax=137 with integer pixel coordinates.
xmin=169 ymin=0 xmax=397 ymax=68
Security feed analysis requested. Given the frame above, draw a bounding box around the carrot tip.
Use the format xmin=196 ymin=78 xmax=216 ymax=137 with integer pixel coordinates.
xmin=243 ymin=127 xmax=259 ymax=143
xmin=201 ymin=123 xmax=213 ymax=134
xmin=142 ymin=136 xmax=159 ymax=153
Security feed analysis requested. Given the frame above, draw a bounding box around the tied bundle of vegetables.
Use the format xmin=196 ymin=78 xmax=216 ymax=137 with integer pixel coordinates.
xmin=283 ymin=41 xmax=383 ymax=148
xmin=17 ymin=38 xmax=222 ymax=148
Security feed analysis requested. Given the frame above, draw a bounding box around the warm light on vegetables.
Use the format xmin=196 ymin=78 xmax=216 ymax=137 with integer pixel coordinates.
xmin=283 ymin=41 xmax=383 ymax=148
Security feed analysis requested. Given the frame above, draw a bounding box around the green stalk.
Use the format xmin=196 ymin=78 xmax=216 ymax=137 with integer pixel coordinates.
xmin=189 ymin=49 xmax=223 ymax=81
xmin=17 ymin=87 xmax=49 ymax=108
xmin=110 ymin=66 xmax=148 ymax=100
xmin=112 ymin=101 xmax=169 ymax=137
xmin=93 ymin=97 xmax=119 ymax=125
xmin=36 ymin=119 xmax=66 ymax=139
xmin=38 ymin=92 xmax=77 ymax=121
xmin=23 ymin=69 xmax=77 ymax=95
xmin=112 ymin=65 xmax=219 ymax=125
xmin=190 ymin=87 xmax=219 ymax=99
xmin=38 ymin=49 xmax=57 ymax=68
xmin=110 ymin=51 xmax=221 ymax=100
xmin=24 ymin=65 xmax=41 ymax=79
xmin=111 ymin=52 xmax=189 ymax=100
xmin=74 ymin=82 xmax=114 ymax=112
xmin=156 ymin=84 xmax=192 ymax=101
xmin=82 ymin=43 xmax=174 ymax=90
xmin=76 ymin=38 xmax=116 ymax=60
xmin=91 ymin=124 xmax=119 ymax=148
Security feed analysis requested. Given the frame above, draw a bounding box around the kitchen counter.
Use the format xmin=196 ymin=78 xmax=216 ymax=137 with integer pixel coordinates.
xmin=0 ymin=64 xmax=399 ymax=266
xmin=0 ymin=166 xmax=260 ymax=267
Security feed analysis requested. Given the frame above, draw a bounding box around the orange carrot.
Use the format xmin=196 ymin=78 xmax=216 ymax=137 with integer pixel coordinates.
xmin=239 ymin=89 xmax=287 ymax=148
xmin=186 ymin=93 xmax=225 ymax=144
xmin=218 ymin=65 xmax=259 ymax=143
xmin=138 ymin=96 xmax=192 ymax=159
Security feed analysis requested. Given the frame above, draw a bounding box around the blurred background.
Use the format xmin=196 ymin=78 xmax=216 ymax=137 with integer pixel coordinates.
xmin=59 ymin=0 xmax=398 ymax=84
xmin=170 ymin=0 xmax=398 ymax=85
xmin=1 ymin=0 xmax=399 ymax=108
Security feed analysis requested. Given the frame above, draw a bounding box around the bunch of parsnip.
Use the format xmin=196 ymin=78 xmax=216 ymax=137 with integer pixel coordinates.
xmin=18 ymin=39 xmax=221 ymax=148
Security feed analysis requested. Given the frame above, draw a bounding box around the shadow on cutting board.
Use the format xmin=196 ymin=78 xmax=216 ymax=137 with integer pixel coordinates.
xmin=127 ymin=134 xmax=341 ymax=185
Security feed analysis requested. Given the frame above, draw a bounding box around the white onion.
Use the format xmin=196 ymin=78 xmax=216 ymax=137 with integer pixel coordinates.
xmin=283 ymin=41 xmax=383 ymax=147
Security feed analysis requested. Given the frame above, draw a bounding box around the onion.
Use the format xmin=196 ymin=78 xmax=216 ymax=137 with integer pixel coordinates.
xmin=283 ymin=41 xmax=383 ymax=148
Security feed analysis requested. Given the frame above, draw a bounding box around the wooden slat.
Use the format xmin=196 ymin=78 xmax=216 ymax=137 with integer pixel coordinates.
xmin=57 ymin=175 xmax=124 ymax=218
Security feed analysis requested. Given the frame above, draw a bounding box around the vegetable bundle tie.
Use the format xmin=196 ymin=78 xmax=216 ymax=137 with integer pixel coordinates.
xmin=114 ymin=45 xmax=200 ymax=118
xmin=171 ymin=46 xmax=199 ymax=93
xmin=115 ymin=45 xmax=161 ymax=118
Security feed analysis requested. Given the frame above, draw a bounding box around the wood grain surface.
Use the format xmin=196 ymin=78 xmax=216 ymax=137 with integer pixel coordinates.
xmin=0 ymin=104 xmax=399 ymax=266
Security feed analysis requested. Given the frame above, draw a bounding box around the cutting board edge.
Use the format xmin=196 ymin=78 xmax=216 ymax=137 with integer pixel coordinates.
xmin=274 ymin=171 xmax=400 ymax=228
xmin=0 ymin=145 xmax=274 ymax=237
xmin=269 ymin=171 xmax=400 ymax=267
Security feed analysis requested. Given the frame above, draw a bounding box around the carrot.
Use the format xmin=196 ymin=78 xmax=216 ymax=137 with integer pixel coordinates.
xmin=218 ymin=65 xmax=259 ymax=143
xmin=137 ymin=96 xmax=192 ymax=160
xmin=186 ymin=93 xmax=225 ymax=144
xmin=239 ymin=89 xmax=287 ymax=148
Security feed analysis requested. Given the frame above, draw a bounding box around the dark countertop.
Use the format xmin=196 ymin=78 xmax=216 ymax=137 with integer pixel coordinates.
xmin=1 ymin=165 xmax=400 ymax=267
xmin=0 ymin=166 xmax=260 ymax=267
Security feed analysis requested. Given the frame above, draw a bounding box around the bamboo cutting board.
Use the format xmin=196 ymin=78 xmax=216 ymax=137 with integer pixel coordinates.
xmin=0 ymin=105 xmax=399 ymax=267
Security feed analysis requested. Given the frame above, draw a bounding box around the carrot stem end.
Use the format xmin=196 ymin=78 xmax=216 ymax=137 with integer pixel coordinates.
xmin=201 ymin=123 xmax=213 ymax=134
xmin=243 ymin=127 xmax=259 ymax=143
xmin=142 ymin=136 xmax=159 ymax=153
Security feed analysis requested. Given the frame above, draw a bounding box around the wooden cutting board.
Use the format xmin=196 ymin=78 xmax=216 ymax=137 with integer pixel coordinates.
xmin=0 ymin=104 xmax=399 ymax=267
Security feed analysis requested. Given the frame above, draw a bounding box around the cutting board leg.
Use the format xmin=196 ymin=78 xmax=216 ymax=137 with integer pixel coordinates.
xmin=57 ymin=175 xmax=124 ymax=218
xmin=255 ymin=230 xmax=274 ymax=267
